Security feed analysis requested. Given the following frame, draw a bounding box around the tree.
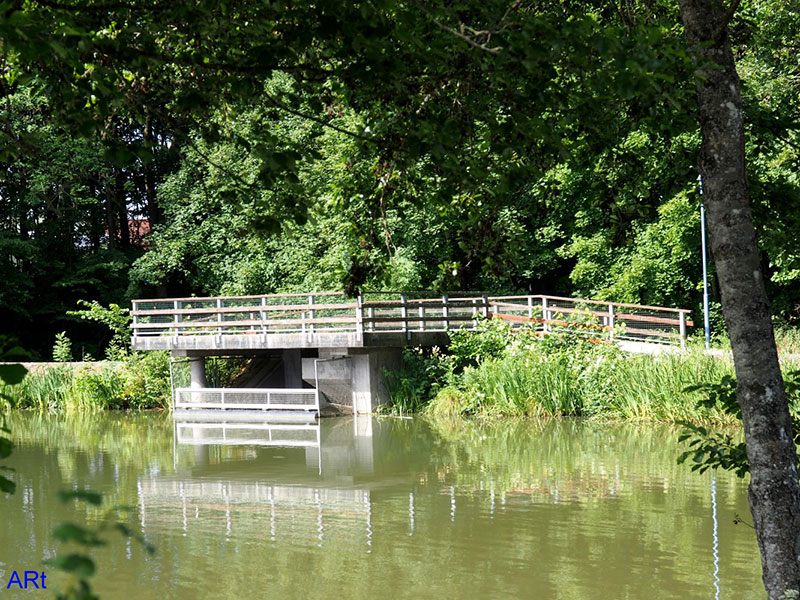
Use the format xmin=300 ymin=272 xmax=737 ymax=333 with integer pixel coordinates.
xmin=677 ymin=0 xmax=800 ymax=597
xmin=2 ymin=1 xmax=800 ymax=596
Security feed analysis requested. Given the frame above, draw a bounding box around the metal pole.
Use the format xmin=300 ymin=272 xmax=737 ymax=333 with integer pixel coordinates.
xmin=314 ymin=359 xmax=321 ymax=417
xmin=700 ymin=176 xmax=711 ymax=349
xmin=169 ymin=358 xmax=176 ymax=411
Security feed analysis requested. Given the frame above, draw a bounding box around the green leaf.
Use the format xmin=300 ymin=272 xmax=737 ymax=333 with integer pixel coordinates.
xmin=0 ymin=437 xmax=13 ymax=459
xmin=0 ymin=474 xmax=16 ymax=494
xmin=0 ymin=364 xmax=27 ymax=385
xmin=45 ymin=553 xmax=96 ymax=577
xmin=2 ymin=346 xmax=30 ymax=361
xmin=52 ymin=523 xmax=106 ymax=547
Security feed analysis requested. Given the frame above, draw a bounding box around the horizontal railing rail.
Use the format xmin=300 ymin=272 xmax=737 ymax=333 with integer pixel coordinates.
xmin=174 ymin=387 xmax=320 ymax=413
xmin=175 ymin=421 xmax=321 ymax=447
xmin=133 ymin=292 xmax=693 ymax=346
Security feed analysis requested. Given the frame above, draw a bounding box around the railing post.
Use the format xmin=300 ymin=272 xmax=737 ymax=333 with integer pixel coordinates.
xmin=261 ymin=296 xmax=267 ymax=336
xmin=542 ymin=297 xmax=550 ymax=333
xmin=173 ymin=300 xmax=182 ymax=339
xmin=401 ymin=293 xmax=409 ymax=340
xmin=419 ymin=304 xmax=425 ymax=331
xmin=442 ymin=294 xmax=449 ymax=330
xmin=482 ymin=295 xmax=489 ymax=319
xmin=527 ymin=296 xmax=534 ymax=320
xmin=679 ymin=312 xmax=687 ymax=348
xmin=608 ymin=303 xmax=615 ymax=341
xmin=309 ymin=295 xmax=315 ymax=337
xmin=356 ymin=294 xmax=364 ymax=341
xmin=367 ymin=306 xmax=375 ymax=331
xmin=216 ymin=298 xmax=223 ymax=337
xmin=314 ymin=359 xmax=321 ymax=416
xmin=221 ymin=388 xmax=226 ymax=411
xmin=132 ymin=301 xmax=139 ymax=339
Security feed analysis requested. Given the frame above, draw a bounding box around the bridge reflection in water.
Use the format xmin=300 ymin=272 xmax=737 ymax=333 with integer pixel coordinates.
xmin=129 ymin=414 xmax=739 ymax=600
xmin=139 ymin=415 xmax=381 ymax=547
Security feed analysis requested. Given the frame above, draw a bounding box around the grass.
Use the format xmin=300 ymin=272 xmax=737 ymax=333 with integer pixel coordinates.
xmin=0 ymin=353 xmax=173 ymax=411
xmin=387 ymin=319 xmax=742 ymax=424
xmin=1 ymin=352 xmax=249 ymax=413
xmin=601 ymin=350 xmax=734 ymax=421
xmin=775 ymin=326 xmax=800 ymax=356
xmin=423 ymin=348 xmax=735 ymax=423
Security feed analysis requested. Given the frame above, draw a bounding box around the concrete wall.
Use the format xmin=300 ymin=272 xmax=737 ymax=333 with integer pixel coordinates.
xmin=349 ymin=348 xmax=402 ymax=415
xmin=178 ymin=346 xmax=402 ymax=415
xmin=300 ymin=347 xmax=402 ymax=414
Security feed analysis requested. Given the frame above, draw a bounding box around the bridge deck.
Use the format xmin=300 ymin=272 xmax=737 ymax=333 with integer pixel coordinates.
xmin=131 ymin=292 xmax=692 ymax=351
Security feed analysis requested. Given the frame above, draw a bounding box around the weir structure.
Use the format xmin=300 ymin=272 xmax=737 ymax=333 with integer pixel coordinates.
xmin=130 ymin=291 xmax=693 ymax=416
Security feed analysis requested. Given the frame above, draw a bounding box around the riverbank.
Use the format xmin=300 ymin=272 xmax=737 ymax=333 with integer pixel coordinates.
xmin=4 ymin=320 xmax=799 ymax=424
xmin=0 ymin=353 xmax=173 ymax=410
xmin=383 ymin=320 xmax=800 ymax=424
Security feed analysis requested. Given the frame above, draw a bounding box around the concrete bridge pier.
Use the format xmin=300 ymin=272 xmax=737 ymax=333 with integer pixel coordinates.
xmin=283 ymin=349 xmax=303 ymax=388
xmin=303 ymin=347 xmax=402 ymax=414
xmin=189 ymin=356 xmax=207 ymax=389
xmin=350 ymin=348 xmax=402 ymax=414
xmin=178 ymin=347 xmax=401 ymax=414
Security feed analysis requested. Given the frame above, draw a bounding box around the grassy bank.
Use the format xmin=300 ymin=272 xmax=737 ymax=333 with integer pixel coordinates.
xmin=384 ymin=319 xmax=796 ymax=424
xmin=1 ymin=351 xmax=249 ymax=411
xmin=0 ymin=352 xmax=173 ymax=410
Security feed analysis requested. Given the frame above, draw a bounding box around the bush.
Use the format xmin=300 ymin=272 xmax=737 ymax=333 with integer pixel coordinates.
xmin=52 ymin=332 xmax=73 ymax=362
xmin=383 ymin=346 xmax=454 ymax=414
xmin=382 ymin=313 xmax=738 ymax=423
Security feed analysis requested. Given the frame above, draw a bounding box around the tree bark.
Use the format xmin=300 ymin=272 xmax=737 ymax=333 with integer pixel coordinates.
xmin=143 ymin=114 xmax=163 ymax=226
xmin=677 ymin=1 xmax=800 ymax=597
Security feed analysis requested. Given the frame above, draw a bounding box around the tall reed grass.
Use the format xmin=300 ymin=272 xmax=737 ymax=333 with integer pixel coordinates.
xmin=425 ymin=348 xmax=734 ymax=422
xmin=390 ymin=319 xmax=739 ymax=423
xmin=1 ymin=352 xmax=173 ymax=411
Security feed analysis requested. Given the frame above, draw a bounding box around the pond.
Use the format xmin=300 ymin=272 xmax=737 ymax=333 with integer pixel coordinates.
xmin=1 ymin=412 xmax=762 ymax=599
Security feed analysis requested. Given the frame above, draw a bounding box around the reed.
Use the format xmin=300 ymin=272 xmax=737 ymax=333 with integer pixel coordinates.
xmin=0 ymin=355 xmax=172 ymax=411
xmin=389 ymin=321 xmax=744 ymax=423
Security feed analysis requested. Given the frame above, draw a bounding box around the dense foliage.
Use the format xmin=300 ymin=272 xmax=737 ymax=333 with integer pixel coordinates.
xmin=383 ymin=318 xmax=742 ymax=420
xmin=0 ymin=1 xmax=798 ymax=357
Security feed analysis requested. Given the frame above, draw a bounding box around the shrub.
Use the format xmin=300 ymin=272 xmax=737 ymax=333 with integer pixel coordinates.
xmin=52 ymin=332 xmax=73 ymax=363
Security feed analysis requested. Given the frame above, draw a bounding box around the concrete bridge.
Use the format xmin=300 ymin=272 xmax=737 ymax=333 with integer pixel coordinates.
xmin=130 ymin=291 xmax=692 ymax=414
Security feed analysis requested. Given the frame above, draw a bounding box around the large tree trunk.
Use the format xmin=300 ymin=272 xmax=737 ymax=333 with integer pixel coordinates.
xmin=143 ymin=114 xmax=163 ymax=227
xmin=677 ymin=1 xmax=800 ymax=597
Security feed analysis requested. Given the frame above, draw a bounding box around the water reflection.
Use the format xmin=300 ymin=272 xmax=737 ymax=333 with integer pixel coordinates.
xmin=712 ymin=473 xmax=721 ymax=600
xmin=3 ymin=412 xmax=762 ymax=600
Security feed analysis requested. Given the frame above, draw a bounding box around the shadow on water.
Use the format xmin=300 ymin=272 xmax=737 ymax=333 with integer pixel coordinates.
xmin=3 ymin=411 xmax=759 ymax=599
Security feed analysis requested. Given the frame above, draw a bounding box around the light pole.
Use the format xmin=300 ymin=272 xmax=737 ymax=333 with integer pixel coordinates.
xmin=699 ymin=175 xmax=711 ymax=349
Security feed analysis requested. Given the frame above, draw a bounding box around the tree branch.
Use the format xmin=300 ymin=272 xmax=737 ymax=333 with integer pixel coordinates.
xmin=414 ymin=2 xmax=503 ymax=55
xmin=34 ymin=0 xmax=170 ymax=12
xmin=711 ymin=0 xmax=742 ymax=41
xmin=261 ymin=92 xmax=381 ymax=145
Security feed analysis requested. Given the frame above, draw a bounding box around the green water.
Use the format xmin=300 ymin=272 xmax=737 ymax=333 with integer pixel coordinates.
xmin=1 ymin=412 xmax=762 ymax=599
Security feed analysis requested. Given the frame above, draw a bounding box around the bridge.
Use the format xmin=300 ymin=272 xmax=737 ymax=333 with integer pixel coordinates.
xmin=130 ymin=291 xmax=692 ymax=414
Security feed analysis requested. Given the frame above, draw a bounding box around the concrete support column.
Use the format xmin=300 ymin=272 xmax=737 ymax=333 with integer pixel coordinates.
xmin=353 ymin=414 xmax=375 ymax=473
xmin=350 ymin=348 xmax=402 ymax=414
xmin=193 ymin=444 xmax=209 ymax=466
xmin=283 ymin=349 xmax=303 ymax=388
xmin=189 ymin=357 xmax=207 ymax=389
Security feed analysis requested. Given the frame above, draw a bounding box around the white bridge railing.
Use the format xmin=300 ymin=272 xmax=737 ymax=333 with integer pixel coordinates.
xmin=175 ymin=421 xmax=320 ymax=447
xmin=174 ymin=387 xmax=320 ymax=412
xmin=133 ymin=291 xmax=693 ymax=346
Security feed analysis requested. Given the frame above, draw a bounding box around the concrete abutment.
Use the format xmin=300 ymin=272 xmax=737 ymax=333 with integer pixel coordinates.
xmin=175 ymin=346 xmax=402 ymax=414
